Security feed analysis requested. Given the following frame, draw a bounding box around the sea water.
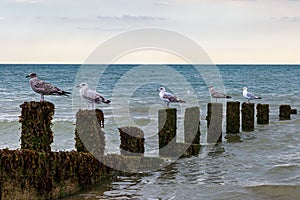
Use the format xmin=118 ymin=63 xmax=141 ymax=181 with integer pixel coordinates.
xmin=0 ymin=64 xmax=299 ymax=199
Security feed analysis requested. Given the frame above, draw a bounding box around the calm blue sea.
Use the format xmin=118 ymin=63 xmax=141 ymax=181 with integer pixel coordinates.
xmin=0 ymin=64 xmax=300 ymax=199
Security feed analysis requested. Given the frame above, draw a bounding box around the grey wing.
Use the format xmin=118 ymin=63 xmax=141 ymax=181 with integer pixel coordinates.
xmin=163 ymin=92 xmax=178 ymax=102
xmin=82 ymin=89 xmax=98 ymax=102
xmin=32 ymin=79 xmax=62 ymax=95
xmin=246 ymin=92 xmax=256 ymax=99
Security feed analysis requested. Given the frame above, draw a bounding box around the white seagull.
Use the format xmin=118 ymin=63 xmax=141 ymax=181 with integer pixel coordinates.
xmin=26 ymin=72 xmax=70 ymax=102
xmin=208 ymin=85 xmax=231 ymax=102
xmin=158 ymin=87 xmax=185 ymax=107
xmin=78 ymin=82 xmax=111 ymax=109
xmin=242 ymin=87 xmax=262 ymax=102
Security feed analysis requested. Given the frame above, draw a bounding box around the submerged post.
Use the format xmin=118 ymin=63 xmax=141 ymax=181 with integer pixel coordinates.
xmin=256 ymin=104 xmax=269 ymax=124
xmin=184 ymin=107 xmax=200 ymax=144
xmin=226 ymin=101 xmax=240 ymax=134
xmin=118 ymin=126 xmax=145 ymax=156
xmin=75 ymin=109 xmax=105 ymax=156
xmin=279 ymin=105 xmax=291 ymax=120
xmin=241 ymin=103 xmax=255 ymax=131
xmin=207 ymin=103 xmax=222 ymax=143
xmin=19 ymin=101 xmax=54 ymax=152
xmin=158 ymin=108 xmax=177 ymax=157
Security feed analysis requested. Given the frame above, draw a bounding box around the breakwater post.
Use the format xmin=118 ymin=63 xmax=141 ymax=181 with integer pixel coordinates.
xmin=256 ymin=104 xmax=269 ymax=124
xmin=279 ymin=105 xmax=291 ymax=120
xmin=241 ymin=103 xmax=255 ymax=131
xmin=184 ymin=107 xmax=200 ymax=144
xmin=226 ymin=101 xmax=240 ymax=134
xmin=75 ymin=109 xmax=105 ymax=156
xmin=158 ymin=108 xmax=177 ymax=157
xmin=118 ymin=126 xmax=145 ymax=156
xmin=19 ymin=101 xmax=55 ymax=152
xmin=207 ymin=103 xmax=222 ymax=143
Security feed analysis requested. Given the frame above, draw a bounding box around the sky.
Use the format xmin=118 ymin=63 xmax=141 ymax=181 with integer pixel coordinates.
xmin=0 ymin=0 xmax=299 ymax=64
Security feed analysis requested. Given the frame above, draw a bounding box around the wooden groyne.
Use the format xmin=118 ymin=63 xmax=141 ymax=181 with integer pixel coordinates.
xmin=0 ymin=101 xmax=297 ymax=199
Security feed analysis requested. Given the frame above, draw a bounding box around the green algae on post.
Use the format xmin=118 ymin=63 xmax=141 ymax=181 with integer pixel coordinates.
xmin=19 ymin=101 xmax=55 ymax=152
xmin=226 ymin=101 xmax=240 ymax=134
xmin=256 ymin=104 xmax=269 ymax=124
xmin=118 ymin=126 xmax=145 ymax=157
xmin=242 ymin=102 xmax=255 ymax=131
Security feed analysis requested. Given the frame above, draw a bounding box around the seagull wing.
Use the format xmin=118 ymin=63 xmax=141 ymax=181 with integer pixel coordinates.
xmin=31 ymin=79 xmax=63 ymax=95
xmin=162 ymin=92 xmax=178 ymax=102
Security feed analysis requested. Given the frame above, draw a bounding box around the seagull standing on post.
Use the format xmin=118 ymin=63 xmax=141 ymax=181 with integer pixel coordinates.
xmin=77 ymin=82 xmax=111 ymax=109
xmin=158 ymin=87 xmax=185 ymax=108
xmin=26 ymin=73 xmax=71 ymax=102
xmin=208 ymin=85 xmax=231 ymax=102
xmin=242 ymin=87 xmax=262 ymax=102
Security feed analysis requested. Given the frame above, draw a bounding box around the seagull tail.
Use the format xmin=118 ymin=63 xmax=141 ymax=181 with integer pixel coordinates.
xmin=61 ymin=91 xmax=71 ymax=96
xmin=226 ymin=95 xmax=232 ymax=98
xmin=103 ymin=99 xmax=111 ymax=104
xmin=178 ymin=99 xmax=186 ymax=103
xmin=255 ymin=96 xmax=262 ymax=99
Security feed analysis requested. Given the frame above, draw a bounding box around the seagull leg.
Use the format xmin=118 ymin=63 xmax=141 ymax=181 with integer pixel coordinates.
xmin=40 ymin=94 xmax=44 ymax=102
xmin=167 ymin=102 xmax=169 ymax=108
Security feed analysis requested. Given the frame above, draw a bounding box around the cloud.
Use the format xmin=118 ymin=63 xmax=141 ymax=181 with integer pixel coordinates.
xmin=77 ymin=27 xmax=127 ymax=32
xmin=153 ymin=1 xmax=170 ymax=6
xmin=0 ymin=17 xmax=5 ymax=21
xmin=15 ymin=0 xmax=45 ymax=3
xmin=96 ymin=15 xmax=166 ymax=21
xmin=273 ymin=16 xmax=300 ymax=23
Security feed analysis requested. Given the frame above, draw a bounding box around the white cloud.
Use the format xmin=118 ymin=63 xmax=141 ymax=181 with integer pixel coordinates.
xmin=96 ymin=15 xmax=166 ymax=21
xmin=15 ymin=0 xmax=45 ymax=3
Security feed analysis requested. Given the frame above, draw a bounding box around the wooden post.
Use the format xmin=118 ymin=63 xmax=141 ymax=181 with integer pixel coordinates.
xmin=207 ymin=103 xmax=222 ymax=143
xmin=75 ymin=109 xmax=105 ymax=156
xmin=184 ymin=107 xmax=200 ymax=144
xmin=291 ymin=109 xmax=297 ymax=115
xmin=158 ymin=108 xmax=177 ymax=157
xmin=279 ymin=105 xmax=291 ymax=120
xmin=118 ymin=126 xmax=145 ymax=156
xmin=226 ymin=101 xmax=240 ymax=134
xmin=241 ymin=103 xmax=255 ymax=131
xmin=256 ymin=104 xmax=269 ymax=124
xmin=19 ymin=101 xmax=54 ymax=152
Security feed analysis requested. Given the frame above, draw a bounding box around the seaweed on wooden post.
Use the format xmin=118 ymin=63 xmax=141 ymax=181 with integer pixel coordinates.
xmin=207 ymin=103 xmax=223 ymax=143
xmin=241 ymin=102 xmax=255 ymax=131
xmin=118 ymin=126 xmax=145 ymax=156
xmin=158 ymin=108 xmax=177 ymax=157
xmin=226 ymin=101 xmax=240 ymax=134
xmin=19 ymin=101 xmax=54 ymax=152
xmin=75 ymin=109 xmax=105 ymax=156
xmin=184 ymin=107 xmax=200 ymax=144
xmin=256 ymin=104 xmax=269 ymax=124
xmin=279 ymin=105 xmax=291 ymax=120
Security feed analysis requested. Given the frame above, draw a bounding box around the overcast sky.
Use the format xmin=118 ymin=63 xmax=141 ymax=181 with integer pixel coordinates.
xmin=0 ymin=0 xmax=299 ymax=64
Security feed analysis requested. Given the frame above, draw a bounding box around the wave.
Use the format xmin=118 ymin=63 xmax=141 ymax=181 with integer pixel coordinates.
xmin=247 ymin=184 xmax=300 ymax=200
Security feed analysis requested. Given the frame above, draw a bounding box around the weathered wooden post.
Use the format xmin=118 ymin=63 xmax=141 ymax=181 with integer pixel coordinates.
xmin=279 ymin=105 xmax=291 ymax=120
xmin=158 ymin=108 xmax=177 ymax=157
xmin=291 ymin=109 xmax=297 ymax=115
xmin=19 ymin=101 xmax=54 ymax=152
xmin=241 ymin=103 xmax=255 ymax=131
xmin=184 ymin=107 xmax=200 ymax=144
xmin=75 ymin=109 xmax=105 ymax=156
xmin=226 ymin=101 xmax=240 ymax=134
xmin=256 ymin=104 xmax=269 ymax=124
xmin=118 ymin=126 xmax=145 ymax=156
xmin=207 ymin=103 xmax=222 ymax=143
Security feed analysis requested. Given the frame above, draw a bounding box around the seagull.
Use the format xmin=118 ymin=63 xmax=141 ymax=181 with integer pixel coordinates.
xmin=77 ymin=82 xmax=111 ymax=109
xmin=208 ymin=85 xmax=231 ymax=102
xmin=242 ymin=87 xmax=262 ymax=102
xmin=26 ymin=72 xmax=71 ymax=102
xmin=158 ymin=87 xmax=185 ymax=107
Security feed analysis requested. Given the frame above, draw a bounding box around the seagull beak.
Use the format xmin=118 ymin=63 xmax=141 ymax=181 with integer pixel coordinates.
xmin=76 ymin=85 xmax=80 ymax=88
xmin=25 ymin=75 xmax=30 ymax=78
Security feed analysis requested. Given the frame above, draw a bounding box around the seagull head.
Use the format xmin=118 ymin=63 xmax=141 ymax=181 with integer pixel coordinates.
xmin=26 ymin=73 xmax=37 ymax=78
xmin=207 ymin=85 xmax=213 ymax=89
xmin=158 ymin=87 xmax=166 ymax=92
xmin=77 ymin=82 xmax=89 ymax=89
xmin=242 ymin=87 xmax=248 ymax=91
